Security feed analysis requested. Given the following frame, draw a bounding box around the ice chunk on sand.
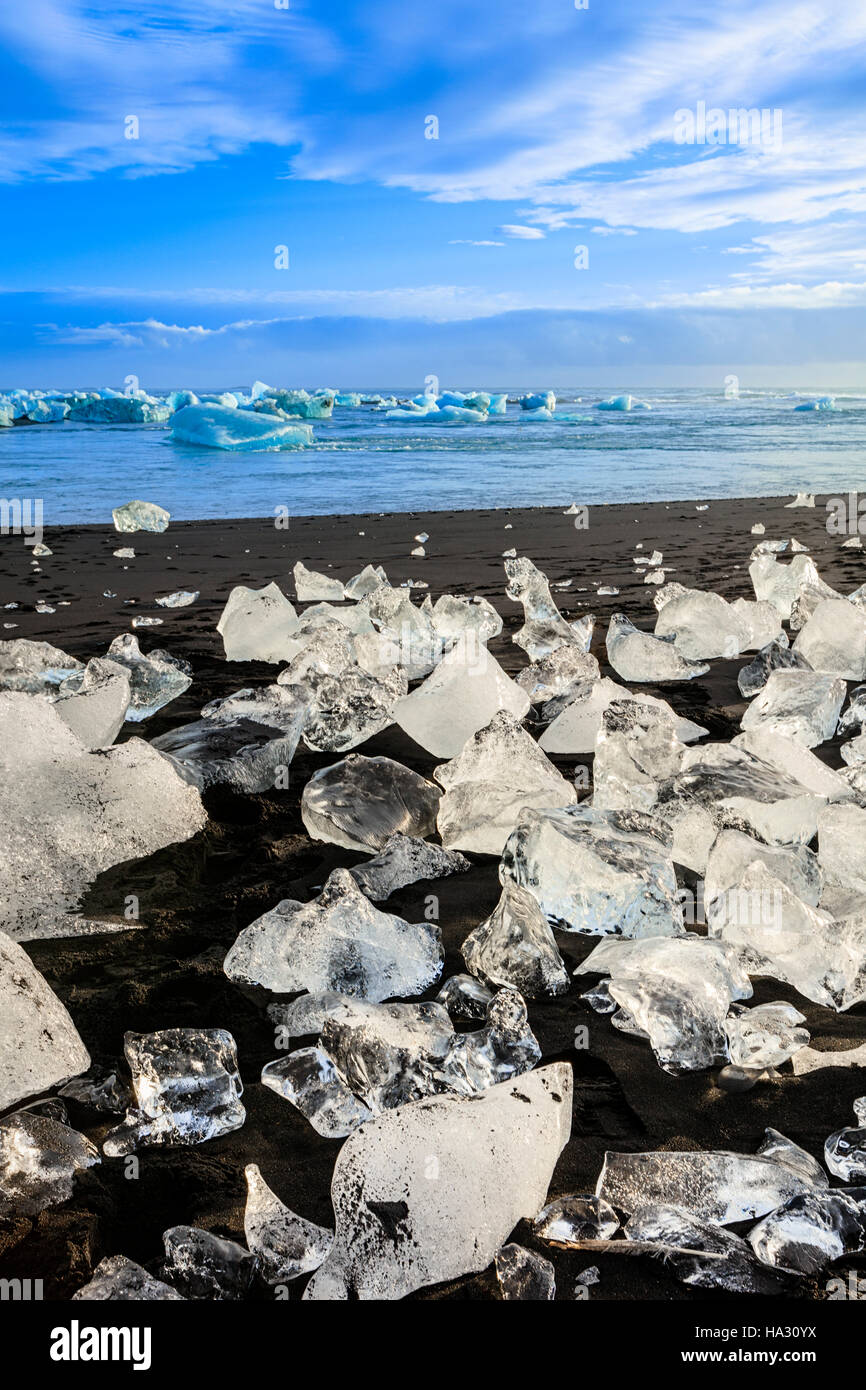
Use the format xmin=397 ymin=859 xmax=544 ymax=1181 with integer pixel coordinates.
xmin=825 ymin=1122 xmax=866 ymax=1184
xmin=155 ymin=589 xmax=198 ymax=608
xmin=344 ymin=564 xmax=388 ymax=600
xmin=436 ymin=973 xmax=494 ymax=1020
xmin=495 ymin=1244 xmax=556 ymax=1300
xmin=293 ymin=561 xmax=345 ymax=602
xmin=724 ymin=1002 xmax=810 ymax=1069
xmin=737 ymin=641 xmax=809 ymax=698
xmin=224 ymin=868 xmax=443 ymax=1000
xmin=575 ymin=935 xmax=751 ymax=1074
xmin=262 ymin=1046 xmax=375 ymax=1138
xmin=0 ymin=1110 xmax=99 ymax=1215
xmin=732 ymin=727 xmax=852 ymax=802
xmin=349 ymin=833 xmax=470 ymax=901
xmin=501 ymin=805 xmax=684 ymax=938
xmin=794 ymin=598 xmax=866 ymax=679
xmin=705 ymin=829 xmax=822 ymax=910
xmin=217 ymin=582 xmax=301 ymax=663
xmin=393 ymin=635 xmax=530 ymax=758
xmin=592 ymin=699 xmax=687 ymax=813
xmin=52 ymin=660 xmax=130 ymax=748
xmin=103 ymin=1028 xmax=245 ymax=1156
xmin=160 ymin=1226 xmax=258 ymax=1300
xmin=303 ymin=1063 xmax=571 ymax=1300
xmin=112 ymin=499 xmax=170 ymax=533
xmin=598 ymin=1148 xmax=817 ymax=1225
xmin=73 ymin=1255 xmax=184 ymax=1301
xmin=505 ymin=556 xmax=591 ymax=658
xmin=302 ymin=667 xmax=407 ymax=753
xmin=424 ymin=593 xmax=503 ymax=647
xmin=654 ymin=590 xmax=748 ymax=660
xmin=625 ymin=1206 xmax=786 ymax=1294
xmin=785 ymin=491 xmax=816 ymax=504
xmin=462 ymin=878 xmax=569 ymax=998
xmin=435 ymin=711 xmax=575 ymax=855
xmin=359 ymin=586 xmax=440 ymax=678
xmin=749 ymin=552 xmax=822 ymax=620
xmin=301 ymin=753 xmax=440 ymax=851
xmin=151 ymin=687 xmax=309 ymax=793
xmin=818 ymin=802 xmax=866 ymax=899
xmin=748 ymin=1192 xmax=866 ymax=1274
xmin=516 ymin=643 xmax=600 ymax=703
xmin=0 ymin=637 xmax=83 ymax=693
xmin=740 ymin=668 xmax=845 ymax=747
xmin=792 ymin=1044 xmax=866 ymax=1074
xmin=606 ymin=614 xmax=709 ymax=682
xmin=533 ymin=1194 xmax=620 ymax=1245
xmin=0 ymin=693 xmax=205 ymax=940
xmin=78 ymin=633 xmax=192 ymax=720
xmin=170 ymin=403 xmax=312 ymax=450
xmin=244 ymin=1164 xmax=333 ymax=1284
xmin=538 ymin=677 xmax=707 ymax=754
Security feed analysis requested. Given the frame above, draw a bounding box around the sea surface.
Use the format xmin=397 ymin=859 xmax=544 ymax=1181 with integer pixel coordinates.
xmin=2 ymin=386 xmax=865 ymax=524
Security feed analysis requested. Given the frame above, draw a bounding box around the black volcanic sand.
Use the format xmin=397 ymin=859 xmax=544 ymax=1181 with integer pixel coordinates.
xmin=2 ymin=495 xmax=866 ymax=1302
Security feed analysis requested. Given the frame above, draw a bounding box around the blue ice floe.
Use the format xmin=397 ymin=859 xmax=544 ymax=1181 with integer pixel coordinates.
xmin=67 ymin=396 xmax=171 ymax=424
xmin=794 ymin=396 xmax=836 ymax=412
xmin=169 ymin=403 xmax=313 ymax=451
xmin=596 ymin=394 xmax=650 ymax=412
xmin=520 ymin=391 xmax=556 ymax=412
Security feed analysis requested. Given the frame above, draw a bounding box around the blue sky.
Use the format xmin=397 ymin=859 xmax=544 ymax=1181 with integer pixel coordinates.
xmin=1 ymin=0 xmax=865 ymax=387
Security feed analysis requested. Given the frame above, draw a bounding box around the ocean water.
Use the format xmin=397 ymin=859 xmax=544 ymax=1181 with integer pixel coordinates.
xmin=2 ymin=387 xmax=865 ymax=524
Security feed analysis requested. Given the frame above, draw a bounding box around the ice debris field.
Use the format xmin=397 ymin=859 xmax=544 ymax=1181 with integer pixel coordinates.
xmin=4 ymin=506 xmax=866 ymax=1298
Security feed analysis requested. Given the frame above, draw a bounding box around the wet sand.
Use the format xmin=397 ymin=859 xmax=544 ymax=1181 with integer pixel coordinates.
xmin=2 ymin=493 xmax=865 ymax=1301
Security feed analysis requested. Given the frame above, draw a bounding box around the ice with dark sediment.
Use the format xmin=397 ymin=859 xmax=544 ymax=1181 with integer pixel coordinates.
xmin=0 ymin=931 xmax=90 ymax=1105
xmin=724 ymin=1002 xmax=810 ymax=1069
xmin=224 ymin=868 xmax=443 ymax=1000
xmin=217 ymin=582 xmax=301 ymax=662
xmin=348 ymin=833 xmax=470 ymax=900
xmin=597 ymin=1148 xmax=818 ymax=1224
xmin=606 ymin=614 xmax=710 ymax=683
xmin=748 ymin=1191 xmax=866 ymax=1274
xmin=293 ymin=561 xmax=345 ymax=602
xmin=434 ymin=711 xmax=575 ymax=854
xmin=0 ymin=637 xmax=82 ymax=692
xmin=161 ymin=1226 xmax=259 ymax=1300
xmin=516 ymin=643 xmax=600 ymax=703
xmin=436 ymin=973 xmax=494 ymax=1020
xmin=495 ymin=1243 xmax=556 ymax=1300
xmin=303 ymin=1063 xmax=572 ymax=1300
xmin=0 ymin=694 xmax=206 ymax=941
xmin=533 ymin=1194 xmax=620 ymax=1245
xmin=73 ymin=1255 xmax=184 ymax=1301
xmin=538 ymin=676 xmax=707 ymax=754
xmin=301 ymin=753 xmax=441 ymax=851
xmin=462 ymin=879 xmax=569 ymax=998
xmin=504 ymin=555 xmax=593 ymax=658
xmin=574 ymin=935 xmax=751 ymax=1073
xmin=244 ymin=1163 xmax=333 ymax=1284
xmin=393 ymin=635 xmax=530 ymax=758
xmin=0 ymin=1110 xmax=100 ymax=1215
xmin=52 ymin=659 xmax=130 ymax=748
xmin=591 ymin=700 xmax=687 ymax=813
xmin=302 ymin=666 xmax=407 ymax=752
xmin=112 ymin=499 xmax=170 ymax=533
xmin=501 ymin=805 xmax=684 ymax=938
xmin=737 ymin=641 xmax=811 ymax=698
xmin=152 ymin=684 xmax=310 ymax=792
xmin=66 ymin=633 xmax=192 ymax=720
xmin=103 ymin=1028 xmax=245 ymax=1156
xmin=625 ymin=1205 xmax=791 ymax=1293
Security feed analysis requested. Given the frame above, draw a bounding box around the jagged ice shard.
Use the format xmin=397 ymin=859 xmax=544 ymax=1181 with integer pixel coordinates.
xmin=71 ymin=633 xmax=192 ymax=720
xmin=462 ymin=879 xmax=569 ymax=998
xmin=73 ymin=1255 xmax=184 ymax=1301
xmin=349 ymin=833 xmax=470 ymax=900
xmin=303 ymin=1063 xmax=572 ymax=1300
xmin=504 ymin=555 xmax=591 ymax=659
xmin=217 ymin=582 xmax=301 ymax=663
xmin=0 ymin=638 xmax=82 ymax=693
xmin=740 ymin=668 xmax=846 ymax=747
xmin=538 ymin=676 xmax=707 ymax=755
xmin=393 ymin=635 xmax=529 ymax=758
xmin=597 ymin=1148 xmax=818 ymax=1225
xmin=606 ymin=614 xmax=709 ymax=683
xmin=0 ymin=1110 xmax=99 ymax=1216
xmin=301 ymin=754 xmax=441 ymax=851
xmin=244 ymin=1163 xmax=333 ymax=1283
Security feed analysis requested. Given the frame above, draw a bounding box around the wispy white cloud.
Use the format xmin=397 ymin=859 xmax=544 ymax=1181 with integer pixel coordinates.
xmin=498 ymin=225 xmax=545 ymax=240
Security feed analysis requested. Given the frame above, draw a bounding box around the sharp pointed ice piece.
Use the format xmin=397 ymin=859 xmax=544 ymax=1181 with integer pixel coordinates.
xmin=533 ymin=1194 xmax=620 ymax=1245
xmin=262 ymin=1046 xmax=374 ymax=1137
xmin=654 ymin=589 xmax=748 ymax=660
xmin=793 ymin=598 xmax=866 ymax=679
xmin=0 ymin=1111 xmax=99 ymax=1215
xmin=244 ymin=1164 xmax=333 ymax=1283
xmin=344 ymin=564 xmax=388 ymax=600
xmin=597 ymin=1149 xmax=817 ymax=1225
xmin=293 ymin=561 xmax=345 ymax=602
xmin=737 ymin=642 xmax=810 ymax=698
xmin=103 ymin=1028 xmax=245 ymax=1156
xmin=0 ymin=692 xmax=205 ymax=940
xmin=757 ymin=1127 xmax=828 ymax=1187
xmin=592 ymin=699 xmax=687 ymax=813
xmin=74 ymin=1255 xmax=184 ymax=1300
xmin=818 ymin=802 xmax=866 ymax=898
xmin=0 ymin=931 xmax=90 ymax=1107
xmin=516 ymin=643 xmax=600 ymax=703
xmin=224 ymin=868 xmax=443 ymax=999
xmin=606 ymin=614 xmax=709 ymax=683
xmin=625 ymin=1205 xmax=789 ymax=1293
xmin=0 ymin=637 xmax=82 ymax=693
xmin=112 ymin=500 xmax=170 ymax=533
xmin=394 ymin=635 xmax=530 ymax=758
xmin=749 ymin=552 xmax=823 ymax=620
xmin=303 ymin=667 xmax=407 ymax=752
xmin=52 ymin=659 xmax=130 ymax=748
xmin=349 ymin=833 xmax=470 ymax=901
xmin=575 ymin=935 xmax=751 ymax=1074
xmin=495 ymin=1244 xmax=556 ymax=1300
xmin=303 ymin=1063 xmax=572 ymax=1300
xmin=83 ymin=633 xmax=192 ymax=720
xmin=825 ymin=1127 xmax=866 ymax=1183
xmin=217 ymin=582 xmax=301 ymax=663
xmin=732 ymin=727 xmax=853 ymax=802
xmin=504 ymin=556 xmax=587 ymax=659
xmin=358 ymin=586 xmax=440 ymax=678
xmin=501 ymin=805 xmax=684 ymax=938
xmin=724 ymin=1004 xmax=810 ymax=1070
xmin=301 ymin=753 xmax=441 ymax=851
xmin=435 ymin=711 xmax=575 ymax=854
xmin=462 ymin=879 xmax=569 ymax=998
xmin=538 ymin=676 xmax=707 ymax=754
xmin=161 ymin=1226 xmax=258 ymax=1300
xmin=425 ymin=593 xmax=503 ymax=647
xmin=436 ymin=973 xmax=494 ymax=1020
xmin=748 ymin=1192 xmax=866 ymax=1274
xmin=705 ymin=829 xmax=822 ymax=909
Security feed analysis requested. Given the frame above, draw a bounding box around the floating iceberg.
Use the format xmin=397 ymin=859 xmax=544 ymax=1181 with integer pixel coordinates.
xmin=170 ymin=403 xmax=313 ymax=450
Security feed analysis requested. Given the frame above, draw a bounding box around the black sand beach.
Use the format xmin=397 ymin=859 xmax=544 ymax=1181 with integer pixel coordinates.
xmin=2 ymin=494 xmax=865 ymax=1301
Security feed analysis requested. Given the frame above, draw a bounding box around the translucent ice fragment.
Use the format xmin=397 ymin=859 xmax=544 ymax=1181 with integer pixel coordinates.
xmin=654 ymin=589 xmax=748 ymax=660
xmin=748 ymin=1192 xmax=866 ymax=1274
xmin=112 ymin=500 xmax=170 ymax=533
xmin=303 ymin=666 xmax=407 ymax=752
xmin=704 ymin=830 xmax=822 ymax=910
xmin=244 ymin=1163 xmax=333 ymax=1283
xmin=90 ymin=633 xmax=192 ymax=720
xmin=73 ymin=1255 xmax=184 ymax=1301
xmin=161 ymin=1226 xmax=258 ymax=1300
xmin=436 ymin=973 xmax=494 ymax=1020
xmin=294 ymin=561 xmax=345 ymax=602
xmin=217 ymin=582 xmax=300 ymax=663
xmin=344 ymin=564 xmax=388 ymax=600
xmin=0 ymin=637 xmax=82 ymax=693
xmin=261 ymin=1047 xmax=374 ymax=1137
xmin=606 ymin=614 xmax=709 ymax=683
xmin=597 ymin=1148 xmax=817 ymax=1224
xmin=301 ymin=753 xmax=441 ymax=851
xmin=592 ymin=699 xmax=687 ymax=813
xmin=52 ymin=659 xmax=130 ymax=748
xmin=538 ymin=677 xmax=707 ymax=754
xmin=724 ymin=1003 xmax=810 ymax=1069
xmin=737 ymin=641 xmax=810 ymax=698
xmin=393 ymin=635 xmax=530 ymax=758
xmin=793 ymin=598 xmax=866 ymax=679
xmin=495 ymin=1244 xmax=555 ymax=1300
xmin=0 ymin=1110 xmax=99 ymax=1215
xmin=505 ymin=555 xmax=590 ymax=659
xmin=824 ymin=1127 xmax=866 ymax=1183
xmin=462 ymin=878 xmax=569 ymax=998
xmin=154 ymin=589 xmax=198 ymax=608
xmin=533 ymin=1194 xmax=620 ymax=1245
xmin=626 ymin=1205 xmax=786 ymax=1293
xmin=349 ymin=833 xmax=470 ymax=901
xmin=516 ymin=643 xmax=600 ymax=704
